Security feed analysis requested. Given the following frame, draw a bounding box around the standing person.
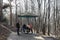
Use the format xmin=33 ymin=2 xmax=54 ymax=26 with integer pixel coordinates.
xmin=16 ymin=22 xmax=20 ymax=35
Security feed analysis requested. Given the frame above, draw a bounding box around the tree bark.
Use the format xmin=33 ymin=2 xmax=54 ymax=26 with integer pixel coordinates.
xmin=0 ymin=0 xmax=3 ymax=22
xmin=9 ymin=0 xmax=12 ymax=25
xmin=48 ymin=0 xmax=50 ymax=36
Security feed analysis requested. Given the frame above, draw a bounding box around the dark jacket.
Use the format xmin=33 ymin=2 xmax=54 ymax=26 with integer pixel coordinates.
xmin=22 ymin=24 xmax=27 ymax=29
xmin=16 ymin=23 xmax=20 ymax=28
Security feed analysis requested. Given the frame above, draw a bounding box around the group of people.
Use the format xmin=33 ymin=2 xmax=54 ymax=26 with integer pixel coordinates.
xmin=22 ymin=24 xmax=33 ymax=34
xmin=16 ymin=22 xmax=33 ymax=35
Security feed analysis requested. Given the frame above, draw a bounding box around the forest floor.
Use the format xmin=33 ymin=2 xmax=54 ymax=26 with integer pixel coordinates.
xmin=7 ymin=32 xmax=58 ymax=40
xmin=0 ymin=23 xmax=59 ymax=40
xmin=0 ymin=24 xmax=11 ymax=40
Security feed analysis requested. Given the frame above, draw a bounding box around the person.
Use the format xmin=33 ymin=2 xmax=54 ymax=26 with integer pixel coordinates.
xmin=22 ymin=24 xmax=27 ymax=33
xmin=27 ymin=24 xmax=33 ymax=33
xmin=28 ymin=24 xmax=33 ymax=33
xmin=16 ymin=22 xmax=20 ymax=35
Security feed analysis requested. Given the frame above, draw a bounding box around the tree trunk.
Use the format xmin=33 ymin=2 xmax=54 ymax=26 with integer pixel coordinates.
xmin=48 ymin=0 xmax=50 ymax=36
xmin=0 ymin=0 xmax=3 ymax=22
xmin=9 ymin=0 xmax=12 ymax=25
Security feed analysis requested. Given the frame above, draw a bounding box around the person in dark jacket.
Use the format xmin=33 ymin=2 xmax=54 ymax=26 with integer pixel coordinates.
xmin=16 ymin=22 xmax=20 ymax=35
xmin=22 ymin=24 xmax=27 ymax=33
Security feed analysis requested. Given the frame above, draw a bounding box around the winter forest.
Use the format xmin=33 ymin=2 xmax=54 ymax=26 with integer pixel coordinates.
xmin=0 ymin=0 xmax=60 ymax=40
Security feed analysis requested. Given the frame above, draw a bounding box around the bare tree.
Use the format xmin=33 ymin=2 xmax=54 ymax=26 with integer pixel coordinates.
xmin=15 ymin=0 xmax=18 ymax=24
xmin=0 ymin=0 xmax=3 ymax=22
xmin=47 ymin=0 xmax=50 ymax=35
xmin=54 ymin=0 xmax=60 ymax=38
xmin=8 ymin=0 xmax=13 ymax=25
xmin=37 ymin=0 xmax=41 ymax=33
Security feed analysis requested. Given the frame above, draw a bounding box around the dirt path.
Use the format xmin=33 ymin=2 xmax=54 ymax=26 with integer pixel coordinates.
xmin=7 ymin=32 xmax=56 ymax=40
